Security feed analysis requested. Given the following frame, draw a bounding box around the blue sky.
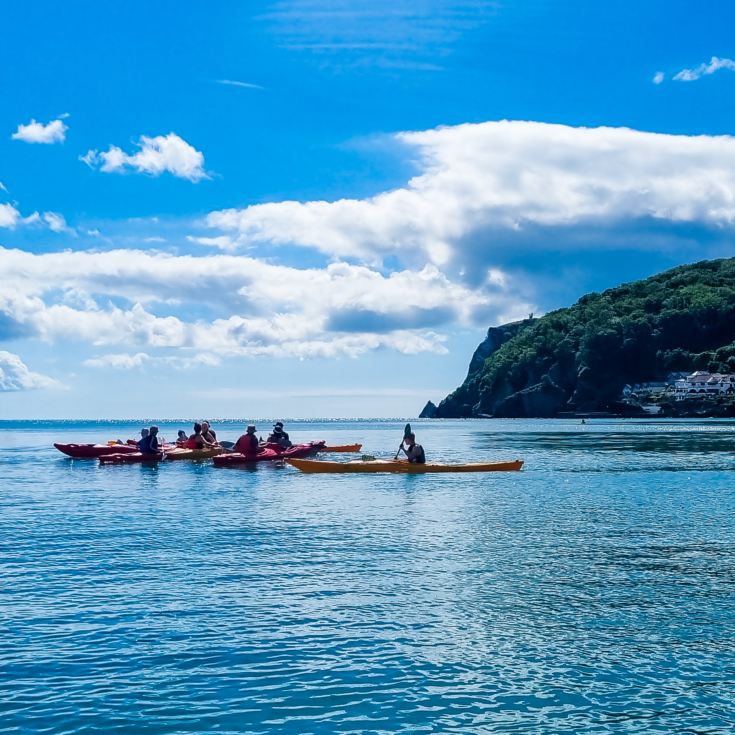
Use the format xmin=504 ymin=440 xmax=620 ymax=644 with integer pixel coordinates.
xmin=1 ymin=0 xmax=735 ymax=418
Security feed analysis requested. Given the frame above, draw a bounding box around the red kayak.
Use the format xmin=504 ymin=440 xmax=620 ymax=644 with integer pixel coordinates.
xmin=212 ymin=448 xmax=281 ymax=466
xmin=261 ymin=441 xmax=327 ymax=457
xmin=214 ymin=442 xmax=327 ymax=467
xmin=54 ymin=442 xmax=139 ymax=459
xmin=285 ymin=441 xmax=326 ymax=458
xmin=99 ymin=452 xmax=164 ymax=465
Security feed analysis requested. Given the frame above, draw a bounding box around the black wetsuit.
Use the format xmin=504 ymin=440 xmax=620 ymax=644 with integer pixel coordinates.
xmin=406 ymin=443 xmax=426 ymax=464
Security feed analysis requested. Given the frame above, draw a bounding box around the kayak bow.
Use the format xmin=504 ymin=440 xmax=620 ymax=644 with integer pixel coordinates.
xmin=54 ymin=442 xmax=138 ymax=458
xmin=320 ymin=444 xmax=363 ymax=453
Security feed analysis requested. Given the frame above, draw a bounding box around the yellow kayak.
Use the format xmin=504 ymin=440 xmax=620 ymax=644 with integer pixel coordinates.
xmin=286 ymin=458 xmax=524 ymax=474
xmin=164 ymin=447 xmax=224 ymax=461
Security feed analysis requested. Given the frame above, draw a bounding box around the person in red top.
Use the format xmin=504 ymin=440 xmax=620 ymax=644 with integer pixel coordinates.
xmin=234 ymin=425 xmax=259 ymax=454
xmin=187 ymin=422 xmax=216 ymax=449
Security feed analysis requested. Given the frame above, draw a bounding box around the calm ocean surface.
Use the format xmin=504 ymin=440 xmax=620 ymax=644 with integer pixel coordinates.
xmin=1 ymin=418 xmax=734 ymax=734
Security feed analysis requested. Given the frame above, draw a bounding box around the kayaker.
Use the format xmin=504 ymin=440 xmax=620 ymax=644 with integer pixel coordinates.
xmin=201 ymin=421 xmax=218 ymax=445
xmin=234 ymin=425 xmax=260 ymax=454
xmin=139 ymin=426 xmax=160 ymax=454
xmin=267 ymin=421 xmax=292 ymax=449
xmin=176 ymin=430 xmax=188 ymax=445
xmin=401 ymin=432 xmax=426 ymax=464
xmin=136 ymin=428 xmax=150 ymax=450
xmin=187 ymin=422 xmax=215 ymax=449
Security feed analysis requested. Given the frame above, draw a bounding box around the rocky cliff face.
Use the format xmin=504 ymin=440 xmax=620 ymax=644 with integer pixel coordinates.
xmin=434 ymin=320 xmax=534 ymax=417
xmin=431 ymin=258 xmax=735 ymax=418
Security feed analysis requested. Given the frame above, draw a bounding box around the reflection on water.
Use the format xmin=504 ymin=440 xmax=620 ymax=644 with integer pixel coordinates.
xmin=484 ymin=429 xmax=735 ymax=453
xmin=1 ymin=419 xmax=734 ymax=734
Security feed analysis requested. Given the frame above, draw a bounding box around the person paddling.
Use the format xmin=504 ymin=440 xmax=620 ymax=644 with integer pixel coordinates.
xmin=139 ymin=426 xmax=160 ymax=455
xmin=234 ymin=425 xmax=260 ymax=454
xmin=400 ymin=432 xmax=426 ymax=464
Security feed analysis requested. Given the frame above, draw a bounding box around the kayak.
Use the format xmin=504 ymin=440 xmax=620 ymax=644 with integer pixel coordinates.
xmin=55 ymin=442 xmax=139 ymax=458
xmin=164 ymin=447 xmax=224 ymax=461
xmin=320 ymin=443 xmax=363 ymax=453
xmin=286 ymin=458 xmax=525 ymax=474
xmin=99 ymin=452 xmax=164 ymax=464
xmin=213 ymin=441 xmax=326 ymax=467
xmin=283 ymin=441 xmax=326 ymax=458
xmin=261 ymin=441 xmax=327 ymax=456
xmin=213 ymin=448 xmax=281 ymax=466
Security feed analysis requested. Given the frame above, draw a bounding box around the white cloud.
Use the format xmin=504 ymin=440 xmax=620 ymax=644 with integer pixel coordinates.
xmin=0 ymin=203 xmax=21 ymax=228
xmin=653 ymin=71 xmax=665 ymax=84
xmin=0 ymin=204 xmax=74 ymax=233
xmin=42 ymin=211 xmax=73 ymax=234
xmin=674 ymin=56 xmax=735 ymax=82
xmin=81 ymin=133 xmax=208 ymax=182
xmin=186 ymin=234 xmax=238 ymax=251
xmin=0 ymin=181 xmax=7 ymax=193
xmin=206 ymin=120 xmax=735 ymax=266
xmin=12 ymin=117 xmax=68 ymax=144
xmin=0 ymin=246 xmax=521 ymax=359
xmin=217 ymin=79 xmax=264 ymax=90
xmin=0 ymin=351 xmax=57 ymax=391
xmin=84 ymin=352 xmax=151 ymax=370
xmin=84 ymin=351 xmax=221 ymax=370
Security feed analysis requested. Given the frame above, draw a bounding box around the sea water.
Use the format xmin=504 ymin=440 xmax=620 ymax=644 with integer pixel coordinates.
xmin=1 ymin=418 xmax=734 ymax=734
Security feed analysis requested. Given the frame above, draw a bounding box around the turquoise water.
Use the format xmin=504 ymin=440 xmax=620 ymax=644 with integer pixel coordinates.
xmin=2 ymin=418 xmax=735 ymax=733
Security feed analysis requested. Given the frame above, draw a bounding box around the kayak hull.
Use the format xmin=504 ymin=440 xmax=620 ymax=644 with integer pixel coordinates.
xmin=282 ymin=441 xmax=326 ymax=458
xmin=320 ymin=444 xmax=363 ymax=453
xmin=213 ymin=441 xmax=326 ymax=466
xmin=261 ymin=441 xmax=327 ymax=457
xmin=55 ymin=443 xmax=138 ymax=458
xmin=99 ymin=452 xmax=164 ymax=464
xmin=286 ymin=458 xmax=524 ymax=474
xmin=164 ymin=447 xmax=224 ymax=461
xmin=213 ymin=449 xmax=281 ymax=466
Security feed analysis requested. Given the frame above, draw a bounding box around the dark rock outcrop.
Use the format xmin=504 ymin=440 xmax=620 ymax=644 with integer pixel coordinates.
xmin=419 ymin=401 xmax=438 ymax=418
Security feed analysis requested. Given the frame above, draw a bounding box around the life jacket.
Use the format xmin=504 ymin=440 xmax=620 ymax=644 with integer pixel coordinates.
xmin=235 ymin=433 xmax=259 ymax=454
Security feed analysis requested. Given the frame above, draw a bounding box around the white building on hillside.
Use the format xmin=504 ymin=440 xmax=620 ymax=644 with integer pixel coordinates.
xmin=673 ymin=371 xmax=735 ymax=399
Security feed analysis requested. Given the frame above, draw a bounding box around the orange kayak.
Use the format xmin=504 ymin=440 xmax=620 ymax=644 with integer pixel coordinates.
xmin=286 ymin=458 xmax=524 ymax=474
xmin=320 ymin=444 xmax=363 ymax=453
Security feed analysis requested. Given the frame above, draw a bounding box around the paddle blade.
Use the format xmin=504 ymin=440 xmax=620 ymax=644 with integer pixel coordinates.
xmin=403 ymin=423 xmax=411 ymax=438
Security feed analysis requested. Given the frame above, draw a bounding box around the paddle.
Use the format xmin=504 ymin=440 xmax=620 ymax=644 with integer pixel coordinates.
xmin=394 ymin=423 xmax=412 ymax=460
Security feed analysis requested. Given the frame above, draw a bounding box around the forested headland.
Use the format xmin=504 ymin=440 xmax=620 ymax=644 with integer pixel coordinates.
xmin=427 ymin=258 xmax=735 ymax=418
